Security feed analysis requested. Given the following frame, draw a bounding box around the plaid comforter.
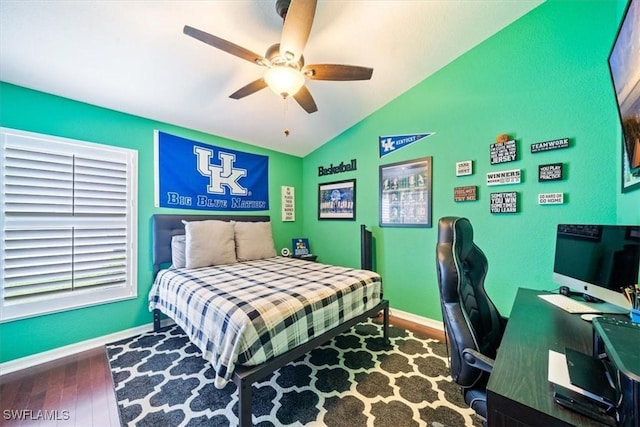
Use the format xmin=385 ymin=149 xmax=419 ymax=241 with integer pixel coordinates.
xmin=148 ymin=256 xmax=382 ymax=388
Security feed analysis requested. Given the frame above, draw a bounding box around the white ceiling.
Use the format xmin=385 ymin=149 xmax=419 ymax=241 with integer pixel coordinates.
xmin=0 ymin=0 xmax=543 ymax=157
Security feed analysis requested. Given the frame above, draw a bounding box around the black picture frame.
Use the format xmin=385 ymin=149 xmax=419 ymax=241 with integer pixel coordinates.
xmin=318 ymin=179 xmax=356 ymax=220
xmin=379 ymin=157 xmax=432 ymax=227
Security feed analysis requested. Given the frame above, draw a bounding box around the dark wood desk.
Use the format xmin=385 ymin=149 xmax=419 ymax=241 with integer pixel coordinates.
xmin=487 ymin=288 xmax=610 ymax=426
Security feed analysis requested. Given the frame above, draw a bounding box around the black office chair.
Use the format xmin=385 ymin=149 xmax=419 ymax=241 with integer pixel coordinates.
xmin=435 ymin=217 xmax=507 ymax=422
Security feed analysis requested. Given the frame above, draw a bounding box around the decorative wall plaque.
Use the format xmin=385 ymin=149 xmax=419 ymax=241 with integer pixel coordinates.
xmin=281 ymin=186 xmax=295 ymax=221
xmin=538 ymin=163 xmax=564 ymax=181
xmin=490 ymin=192 xmax=518 ymax=213
xmin=530 ymin=138 xmax=569 ymax=153
xmin=454 ymin=186 xmax=478 ymax=202
xmin=490 ymin=139 xmax=517 ymax=164
xmin=456 ymin=160 xmax=473 ymax=176
xmin=486 ymin=169 xmax=521 ymax=186
xmin=538 ymin=192 xmax=564 ymax=204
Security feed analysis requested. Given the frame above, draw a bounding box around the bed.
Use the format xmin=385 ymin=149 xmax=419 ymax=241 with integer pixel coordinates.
xmin=148 ymin=214 xmax=389 ymax=427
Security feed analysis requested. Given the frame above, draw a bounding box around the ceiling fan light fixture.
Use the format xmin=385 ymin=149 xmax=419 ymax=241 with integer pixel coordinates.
xmin=264 ymin=65 xmax=305 ymax=98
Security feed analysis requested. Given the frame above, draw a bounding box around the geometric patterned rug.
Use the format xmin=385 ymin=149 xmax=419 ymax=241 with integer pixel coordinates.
xmin=106 ymin=320 xmax=483 ymax=427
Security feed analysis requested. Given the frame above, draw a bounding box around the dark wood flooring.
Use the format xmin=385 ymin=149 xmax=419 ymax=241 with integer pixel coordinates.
xmin=0 ymin=315 xmax=442 ymax=426
xmin=0 ymin=346 xmax=120 ymax=427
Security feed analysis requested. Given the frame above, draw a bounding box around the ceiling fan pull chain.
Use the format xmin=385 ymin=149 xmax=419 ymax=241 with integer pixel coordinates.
xmin=283 ymin=97 xmax=290 ymax=137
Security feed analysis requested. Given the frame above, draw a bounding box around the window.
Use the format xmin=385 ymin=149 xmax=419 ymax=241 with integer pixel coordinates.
xmin=1 ymin=128 xmax=138 ymax=322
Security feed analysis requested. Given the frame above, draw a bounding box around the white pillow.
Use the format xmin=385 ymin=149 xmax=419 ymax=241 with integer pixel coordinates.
xmin=234 ymin=221 xmax=277 ymax=261
xmin=183 ymin=220 xmax=237 ymax=268
xmin=171 ymin=235 xmax=186 ymax=268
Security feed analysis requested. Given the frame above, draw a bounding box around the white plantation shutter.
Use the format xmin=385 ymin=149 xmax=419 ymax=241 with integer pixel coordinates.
xmin=1 ymin=128 xmax=138 ymax=322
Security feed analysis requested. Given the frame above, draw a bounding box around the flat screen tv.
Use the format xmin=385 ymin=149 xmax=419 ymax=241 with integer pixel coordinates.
xmin=552 ymin=224 xmax=640 ymax=310
xmin=608 ymin=0 xmax=640 ymax=178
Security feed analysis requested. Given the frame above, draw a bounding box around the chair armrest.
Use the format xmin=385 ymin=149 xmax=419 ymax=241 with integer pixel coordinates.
xmin=462 ymin=348 xmax=495 ymax=373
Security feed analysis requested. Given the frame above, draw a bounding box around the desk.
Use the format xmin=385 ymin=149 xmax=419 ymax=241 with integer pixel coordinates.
xmin=487 ymin=288 xmax=615 ymax=426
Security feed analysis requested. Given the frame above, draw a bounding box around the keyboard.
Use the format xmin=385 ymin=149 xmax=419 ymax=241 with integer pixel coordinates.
xmin=538 ymin=294 xmax=602 ymax=314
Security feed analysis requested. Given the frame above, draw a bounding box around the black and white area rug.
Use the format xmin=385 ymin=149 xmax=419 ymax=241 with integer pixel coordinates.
xmin=106 ymin=320 xmax=482 ymax=427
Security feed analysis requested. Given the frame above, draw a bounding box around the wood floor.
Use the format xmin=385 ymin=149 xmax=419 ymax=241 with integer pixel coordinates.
xmin=0 ymin=315 xmax=443 ymax=427
xmin=0 ymin=347 xmax=120 ymax=427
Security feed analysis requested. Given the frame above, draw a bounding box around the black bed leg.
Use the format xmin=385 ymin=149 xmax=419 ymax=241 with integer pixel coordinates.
xmin=153 ymin=309 xmax=161 ymax=332
xmin=238 ymin=380 xmax=252 ymax=427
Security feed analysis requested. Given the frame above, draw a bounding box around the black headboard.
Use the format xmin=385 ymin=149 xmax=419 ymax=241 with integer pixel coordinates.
xmin=152 ymin=214 xmax=270 ymax=275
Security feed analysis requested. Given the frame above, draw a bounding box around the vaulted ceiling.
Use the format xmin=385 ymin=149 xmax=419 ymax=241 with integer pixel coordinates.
xmin=0 ymin=1 xmax=543 ymax=157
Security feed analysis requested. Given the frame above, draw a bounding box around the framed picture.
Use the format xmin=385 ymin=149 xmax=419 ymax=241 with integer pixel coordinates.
xmin=318 ymin=179 xmax=356 ymax=220
xmin=292 ymin=238 xmax=310 ymax=256
xmin=379 ymin=156 xmax=432 ymax=227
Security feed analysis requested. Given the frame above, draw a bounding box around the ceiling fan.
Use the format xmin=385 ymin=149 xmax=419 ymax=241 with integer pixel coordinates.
xmin=183 ymin=0 xmax=373 ymax=114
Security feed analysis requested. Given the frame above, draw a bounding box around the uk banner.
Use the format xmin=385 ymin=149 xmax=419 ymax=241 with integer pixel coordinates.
xmin=154 ymin=131 xmax=269 ymax=211
xmin=379 ymin=133 xmax=435 ymax=157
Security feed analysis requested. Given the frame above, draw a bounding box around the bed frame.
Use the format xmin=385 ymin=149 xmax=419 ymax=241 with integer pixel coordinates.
xmin=150 ymin=214 xmax=389 ymax=427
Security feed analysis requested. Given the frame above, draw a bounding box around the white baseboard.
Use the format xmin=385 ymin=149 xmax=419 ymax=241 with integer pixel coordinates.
xmin=390 ymin=307 xmax=444 ymax=332
xmin=0 ymin=310 xmax=441 ymax=377
xmin=0 ymin=319 xmax=174 ymax=377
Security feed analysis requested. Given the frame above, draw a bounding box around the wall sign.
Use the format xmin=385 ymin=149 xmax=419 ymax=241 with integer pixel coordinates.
xmin=454 ymin=186 xmax=478 ymax=202
xmin=154 ymin=131 xmax=269 ymax=211
xmin=379 ymin=133 xmax=435 ymax=157
xmin=490 ymin=192 xmax=518 ymax=213
xmin=490 ymin=139 xmax=517 ymax=164
xmin=538 ymin=192 xmax=564 ymax=204
xmin=318 ymin=159 xmax=357 ymax=176
xmin=538 ymin=163 xmax=564 ymax=181
xmin=456 ymin=160 xmax=473 ymax=176
xmin=281 ymin=186 xmax=295 ymax=221
xmin=486 ymin=169 xmax=521 ymax=186
xmin=530 ymin=137 xmax=569 ymax=153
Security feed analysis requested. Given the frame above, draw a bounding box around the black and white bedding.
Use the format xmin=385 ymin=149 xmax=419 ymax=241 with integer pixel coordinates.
xmin=149 ymin=256 xmax=383 ymax=388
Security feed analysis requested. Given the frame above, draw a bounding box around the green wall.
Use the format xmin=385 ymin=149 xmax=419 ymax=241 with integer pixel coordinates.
xmin=0 ymin=82 xmax=303 ymax=362
xmin=301 ymin=0 xmax=639 ymax=319
xmin=2 ymin=0 xmax=639 ymax=364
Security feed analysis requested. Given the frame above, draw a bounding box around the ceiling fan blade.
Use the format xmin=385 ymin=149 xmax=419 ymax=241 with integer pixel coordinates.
xmin=303 ymin=64 xmax=373 ymax=81
xmin=229 ymin=78 xmax=268 ymax=99
xmin=293 ymin=85 xmax=318 ymax=114
xmin=184 ymin=25 xmax=267 ymax=66
xmin=279 ymin=0 xmax=317 ymax=61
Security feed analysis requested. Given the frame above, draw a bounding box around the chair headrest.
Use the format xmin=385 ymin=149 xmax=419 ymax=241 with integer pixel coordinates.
xmin=438 ymin=217 xmax=475 ymax=259
xmin=453 ymin=217 xmax=475 ymax=260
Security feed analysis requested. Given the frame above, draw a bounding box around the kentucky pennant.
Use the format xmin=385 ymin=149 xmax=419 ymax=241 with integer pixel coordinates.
xmin=154 ymin=131 xmax=269 ymax=211
xmin=379 ymin=133 xmax=435 ymax=157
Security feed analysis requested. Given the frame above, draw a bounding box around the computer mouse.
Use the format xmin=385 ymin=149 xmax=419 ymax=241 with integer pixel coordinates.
xmin=580 ymin=313 xmax=602 ymax=322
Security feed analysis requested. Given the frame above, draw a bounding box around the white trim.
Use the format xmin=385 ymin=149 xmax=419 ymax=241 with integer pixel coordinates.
xmin=391 ymin=307 xmax=444 ymax=332
xmin=0 ymin=319 xmax=174 ymax=376
xmin=0 ymin=309 xmax=442 ymax=377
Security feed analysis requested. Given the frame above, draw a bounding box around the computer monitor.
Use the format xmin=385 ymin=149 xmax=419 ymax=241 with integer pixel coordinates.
xmin=552 ymin=224 xmax=640 ymax=310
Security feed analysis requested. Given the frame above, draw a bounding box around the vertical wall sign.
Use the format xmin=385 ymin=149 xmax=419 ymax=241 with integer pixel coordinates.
xmin=281 ymin=186 xmax=295 ymax=221
xmin=456 ymin=160 xmax=473 ymax=176
xmin=379 ymin=133 xmax=435 ymax=157
xmin=490 ymin=192 xmax=518 ymax=213
xmin=454 ymin=186 xmax=478 ymax=202
xmin=154 ymin=131 xmax=269 ymax=211
xmin=538 ymin=163 xmax=564 ymax=181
